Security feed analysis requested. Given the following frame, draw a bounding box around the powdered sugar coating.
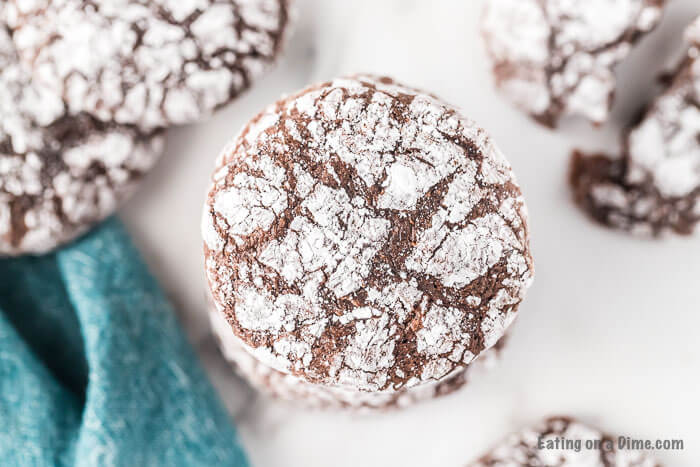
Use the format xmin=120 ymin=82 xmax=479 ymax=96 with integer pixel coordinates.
xmin=209 ymin=305 xmax=503 ymax=410
xmin=482 ymin=0 xmax=665 ymax=126
xmin=570 ymin=17 xmax=700 ymax=236
xmin=625 ymin=21 xmax=700 ymax=200
xmin=0 ymin=27 xmax=163 ymax=255
xmin=203 ymin=75 xmax=534 ymax=392
xmin=469 ymin=417 xmax=660 ymax=466
xmin=5 ymin=0 xmax=292 ymax=129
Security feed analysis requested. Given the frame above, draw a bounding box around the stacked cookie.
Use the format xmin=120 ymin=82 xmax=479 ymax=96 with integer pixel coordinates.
xmin=203 ymin=75 xmax=534 ymax=409
xmin=0 ymin=0 xmax=293 ymax=255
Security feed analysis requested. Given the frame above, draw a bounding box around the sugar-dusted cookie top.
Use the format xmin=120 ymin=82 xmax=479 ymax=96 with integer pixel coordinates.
xmin=0 ymin=26 xmax=163 ymax=255
xmin=203 ymin=75 xmax=534 ymax=391
xmin=570 ymin=16 xmax=700 ymax=236
xmin=482 ymin=0 xmax=665 ymax=127
xmin=6 ymin=0 xmax=293 ymax=128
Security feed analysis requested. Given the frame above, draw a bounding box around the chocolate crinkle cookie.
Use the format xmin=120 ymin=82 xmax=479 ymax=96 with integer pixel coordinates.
xmin=570 ymin=18 xmax=700 ymax=236
xmin=209 ymin=296 xmax=507 ymax=410
xmin=5 ymin=0 xmax=293 ymax=129
xmin=0 ymin=26 xmax=164 ymax=256
xmin=203 ymin=75 xmax=534 ymax=407
xmin=482 ymin=0 xmax=665 ymax=127
xmin=468 ymin=416 xmax=661 ymax=467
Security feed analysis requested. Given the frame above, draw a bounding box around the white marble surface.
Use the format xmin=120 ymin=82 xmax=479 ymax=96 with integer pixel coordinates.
xmin=122 ymin=1 xmax=700 ymax=465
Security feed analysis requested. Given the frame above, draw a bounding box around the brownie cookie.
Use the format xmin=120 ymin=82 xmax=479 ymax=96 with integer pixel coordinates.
xmin=469 ymin=416 xmax=661 ymax=466
xmin=203 ymin=75 xmax=534 ymax=399
xmin=570 ymin=18 xmax=700 ymax=236
xmin=0 ymin=26 xmax=164 ymax=255
xmin=482 ymin=0 xmax=665 ymax=127
xmin=209 ymin=298 xmax=506 ymax=410
xmin=5 ymin=0 xmax=293 ymax=129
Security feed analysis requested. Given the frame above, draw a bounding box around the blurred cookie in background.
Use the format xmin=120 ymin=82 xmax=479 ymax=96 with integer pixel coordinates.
xmin=468 ymin=416 xmax=661 ymax=466
xmin=570 ymin=17 xmax=700 ymax=236
xmin=482 ymin=0 xmax=665 ymax=127
xmin=5 ymin=0 xmax=294 ymax=129
xmin=0 ymin=26 xmax=164 ymax=256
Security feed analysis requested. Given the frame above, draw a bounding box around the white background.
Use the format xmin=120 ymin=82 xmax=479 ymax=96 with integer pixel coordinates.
xmin=122 ymin=1 xmax=700 ymax=465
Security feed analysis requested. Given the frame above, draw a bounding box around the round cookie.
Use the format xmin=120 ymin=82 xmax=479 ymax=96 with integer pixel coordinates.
xmin=469 ymin=416 xmax=661 ymax=466
xmin=209 ymin=299 xmax=506 ymax=410
xmin=481 ymin=0 xmax=665 ymax=127
xmin=0 ymin=27 xmax=164 ymax=256
xmin=570 ymin=17 xmax=700 ymax=236
xmin=203 ymin=75 xmax=534 ymax=396
xmin=5 ymin=0 xmax=293 ymax=129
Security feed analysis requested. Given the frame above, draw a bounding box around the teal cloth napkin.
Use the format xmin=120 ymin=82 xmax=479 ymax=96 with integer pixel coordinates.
xmin=0 ymin=218 xmax=248 ymax=467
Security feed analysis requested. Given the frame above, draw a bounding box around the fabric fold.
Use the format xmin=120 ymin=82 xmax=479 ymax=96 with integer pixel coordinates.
xmin=0 ymin=218 xmax=248 ymax=467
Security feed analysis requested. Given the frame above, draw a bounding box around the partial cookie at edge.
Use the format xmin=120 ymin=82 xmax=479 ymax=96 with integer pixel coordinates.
xmin=481 ymin=0 xmax=665 ymax=127
xmin=5 ymin=0 xmax=294 ymax=129
xmin=569 ymin=17 xmax=700 ymax=236
xmin=468 ymin=416 xmax=661 ymax=466
xmin=0 ymin=26 xmax=164 ymax=255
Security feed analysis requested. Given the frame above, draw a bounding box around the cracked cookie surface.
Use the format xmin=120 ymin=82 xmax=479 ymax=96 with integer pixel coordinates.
xmin=469 ymin=416 xmax=661 ymax=466
xmin=209 ymin=300 xmax=505 ymax=410
xmin=5 ymin=0 xmax=293 ymax=129
xmin=203 ymin=75 xmax=534 ymax=393
xmin=482 ymin=0 xmax=665 ymax=127
xmin=570 ymin=18 xmax=700 ymax=236
xmin=0 ymin=26 xmax=164 ymax=256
